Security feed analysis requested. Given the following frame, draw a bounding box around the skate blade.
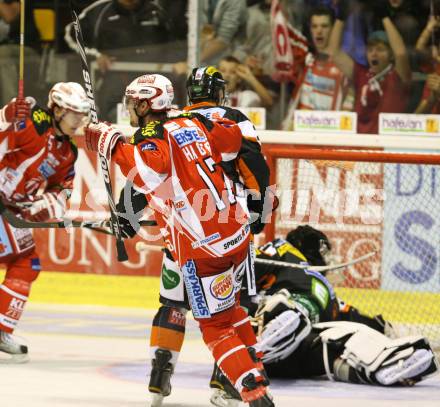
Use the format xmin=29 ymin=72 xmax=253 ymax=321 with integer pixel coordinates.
xmin=150 ymin=393 xmax=165 ymax=407
xmin=210 ymin=389 xmax=240 ymax=407
xmin=0 ymin=352 xmax=29 ymax=364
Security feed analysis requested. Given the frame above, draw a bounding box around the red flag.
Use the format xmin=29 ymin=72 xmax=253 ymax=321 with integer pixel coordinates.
xmin=270 ymin=0 xmax=308 ymax=83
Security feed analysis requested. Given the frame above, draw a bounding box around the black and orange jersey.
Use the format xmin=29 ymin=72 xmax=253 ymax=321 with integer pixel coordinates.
xmin=184 ymin=102 xmax=270 ymax=234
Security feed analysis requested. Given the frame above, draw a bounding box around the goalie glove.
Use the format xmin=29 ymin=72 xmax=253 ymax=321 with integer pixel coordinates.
xmin=84 ymin=121 xmax=123 ymax=160
xmin=19 ymin=192 xmax=67 ymax=222
xmin=253 ymin=289 xmax=312 ymax=364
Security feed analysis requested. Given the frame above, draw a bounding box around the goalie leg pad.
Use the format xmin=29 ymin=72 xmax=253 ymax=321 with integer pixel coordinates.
xmin=315 ymin=321 xmax=440 ymax=385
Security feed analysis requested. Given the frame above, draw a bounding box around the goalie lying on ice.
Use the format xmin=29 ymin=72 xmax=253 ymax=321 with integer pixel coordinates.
xmin=210 ymin=226 xmax=439 ymax=406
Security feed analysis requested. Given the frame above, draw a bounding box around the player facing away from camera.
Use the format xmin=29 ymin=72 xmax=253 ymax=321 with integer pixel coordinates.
xmin=84 ymin=73 xmax=273 ymax=407
xmin=0 ymin=83 xmax=90 ymax=362
xmin=133 ymin=65 xmax=272 ymax=407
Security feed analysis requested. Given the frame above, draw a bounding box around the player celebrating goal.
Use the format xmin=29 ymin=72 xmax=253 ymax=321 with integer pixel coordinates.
xmin=0 ymin=83 xmax=91 ymax=362
xmin=84 ymin=73 xmax=273 ymax=407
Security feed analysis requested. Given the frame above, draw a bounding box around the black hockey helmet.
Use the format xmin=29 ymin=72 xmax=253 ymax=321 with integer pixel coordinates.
xmin=286 ymin=225 xmax=331 ymax=266
xmin=186 ymin=66 xmax=226 ymax=104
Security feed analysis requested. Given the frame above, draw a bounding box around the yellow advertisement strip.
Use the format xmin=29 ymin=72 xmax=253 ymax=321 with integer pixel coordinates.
xmin=336 ymin=287 xmax=440 ymax=324
xmin=0 ymin=270 xmax=160 ymax=309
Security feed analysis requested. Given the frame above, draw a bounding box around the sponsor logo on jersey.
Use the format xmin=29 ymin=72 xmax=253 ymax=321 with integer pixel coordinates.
xmin=311 ymin=278 xmax=330 ymax=309
xmin=32 ymin=109 xmax=51 ymax=125
xmin=183 ymin=260 xmax=210 ymax=318
xmin=173 ymin=199 xmax=187 ymax=212
xmin=168 ymin=309 xmax=186 ymax=327
xmin=191 ymin=232 xmax=221 ymax=249
xmin=172 ymin=128 xmax=206 ymax=148
xmin=162 ymin=264 xmax=180 ymax=290
xmin=38 ymin=160 xmax=56 ymax=179
xmin=6 ymin=298 xmax=25 ymax=320
xmin=222 ymin=225 xmax=249 ymax=251
xmin=31 ymin=258 xmax=41 ymax=271
xmin=210 ymin=273 xmax=234 ymax=300
xmin=140 ymin=121 xmax=160 ymax=138
xmin=141 ymin=141 xmax=158 ymax=151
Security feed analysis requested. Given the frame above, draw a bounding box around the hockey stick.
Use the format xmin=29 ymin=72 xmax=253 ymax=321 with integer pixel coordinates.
xmin=15 ymin=0 xmax=25 ymax=130
xmin=134 ymin=241 xmax=376 ymax=272
xmin=70 ymin=7 xmax=127 ymax=261
xmin=0 ymin=197 xmax=156 ymax=233
xmin=254 ymin=251 xmax=377 ymax=273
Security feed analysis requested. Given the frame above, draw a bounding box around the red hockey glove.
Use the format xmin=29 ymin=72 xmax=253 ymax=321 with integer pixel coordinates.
xmin=84 ymin=122 xmax=123 ymax=160
xmin=0 ymin=97 xmax=35 ymax=123
xmin=19 ymin=192 xmax=67 ymax=222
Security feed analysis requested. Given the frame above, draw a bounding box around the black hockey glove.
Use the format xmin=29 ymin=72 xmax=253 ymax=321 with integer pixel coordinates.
xmin=116 ymin=182 xmax=148 ymax=239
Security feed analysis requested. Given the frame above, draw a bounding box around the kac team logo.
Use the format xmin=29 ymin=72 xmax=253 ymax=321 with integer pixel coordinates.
xmin=210 ymin=274 xmax=234 ymax=300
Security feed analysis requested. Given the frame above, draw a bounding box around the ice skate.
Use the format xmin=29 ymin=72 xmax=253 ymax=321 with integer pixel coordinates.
xmin=0 ymin=331 xmax=29 ymax=364
xmin=240 ymin=373 xmax=274 ymax=407
xmin=148 ymin=349 xmax=174 ymax=407
xmin=209 ymin=363 xmax=241 ymax=407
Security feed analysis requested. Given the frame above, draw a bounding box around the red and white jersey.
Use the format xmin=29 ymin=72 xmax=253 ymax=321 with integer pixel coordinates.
xmin=294 ymin=53 xmax=350 ymax=111
xmin=0 ymin=106 xmax=77 ymax=202
xmin=113 ymin=113 xmax=250 ymax=266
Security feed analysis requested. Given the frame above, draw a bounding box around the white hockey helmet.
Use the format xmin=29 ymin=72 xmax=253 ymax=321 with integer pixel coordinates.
xmin=48 ymin=82 xmax=91 ymax=114
xmin=124 ymin=74 xmax=174 ymax=112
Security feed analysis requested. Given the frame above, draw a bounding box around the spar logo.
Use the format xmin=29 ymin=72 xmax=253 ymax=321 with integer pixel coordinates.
xmin=210 ymin=274 xmax=234 ymax=300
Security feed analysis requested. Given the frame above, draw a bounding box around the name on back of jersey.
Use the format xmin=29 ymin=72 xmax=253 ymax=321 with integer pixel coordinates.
xmin=170 ymin=126 xmax=211 ymax=161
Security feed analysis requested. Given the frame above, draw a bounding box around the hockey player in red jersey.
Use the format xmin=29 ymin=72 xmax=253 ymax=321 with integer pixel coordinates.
xmin=132 ymin=66 xmax=272 ymax=407
xmin=84 ymin=74 xmax=273 ymax=407
xmin=0 ymin=82 xmax=91 ymax=362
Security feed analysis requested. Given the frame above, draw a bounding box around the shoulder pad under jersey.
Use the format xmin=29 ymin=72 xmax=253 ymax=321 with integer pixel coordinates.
xmin=220 ymin=106 xmax=249 ymax=124
xmin=31 ymin=106 xmax=53 ymax=136
xmin=188 ymin=112 xmax=215 ymax=131
xmin=130 ymin=120 xmax=164 ymax=145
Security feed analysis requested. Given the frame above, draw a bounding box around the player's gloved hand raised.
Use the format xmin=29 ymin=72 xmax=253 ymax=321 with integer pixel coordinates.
xmin=19 ymin=192 xmax=67 ymax=222
xmin=84 ymin=122 xmax=123 ymax=160
xmin=0 ymin=96 xmax=36 ymax=123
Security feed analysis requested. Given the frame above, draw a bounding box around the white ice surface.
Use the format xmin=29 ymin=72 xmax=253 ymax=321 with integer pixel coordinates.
xmin=0 ymin=304 xmax=439 ymax=407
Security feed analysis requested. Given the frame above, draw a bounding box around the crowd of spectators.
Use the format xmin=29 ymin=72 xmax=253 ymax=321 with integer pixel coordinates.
xmin=2 ymin=0 xmax=440 ymax=131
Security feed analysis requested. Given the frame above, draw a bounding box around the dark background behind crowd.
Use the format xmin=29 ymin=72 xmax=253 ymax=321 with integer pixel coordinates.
xmin=1 ymin=0 xmax=440 ymax=131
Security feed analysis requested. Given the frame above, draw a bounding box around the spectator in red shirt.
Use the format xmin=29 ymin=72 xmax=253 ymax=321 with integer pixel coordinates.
xmin=329 ymin=4 xmax=411 ymax=134
xmin=414 ymin=15 xmax=440 ymax=114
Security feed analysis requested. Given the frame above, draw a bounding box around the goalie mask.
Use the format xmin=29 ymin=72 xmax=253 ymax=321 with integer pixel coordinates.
xmin=187 ymin=66 xmax=226 ymax=104
xmin=286 ymin=225 xmax=332 ymax=266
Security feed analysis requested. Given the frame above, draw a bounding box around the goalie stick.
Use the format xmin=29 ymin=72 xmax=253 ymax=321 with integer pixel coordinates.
xmin=70 ymin=6 xmax=128 ymax=261
xmin=134 ymin=241 xmax=376 ymax=273
xmin=0 ymin=198 xmax=156 ymax=234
